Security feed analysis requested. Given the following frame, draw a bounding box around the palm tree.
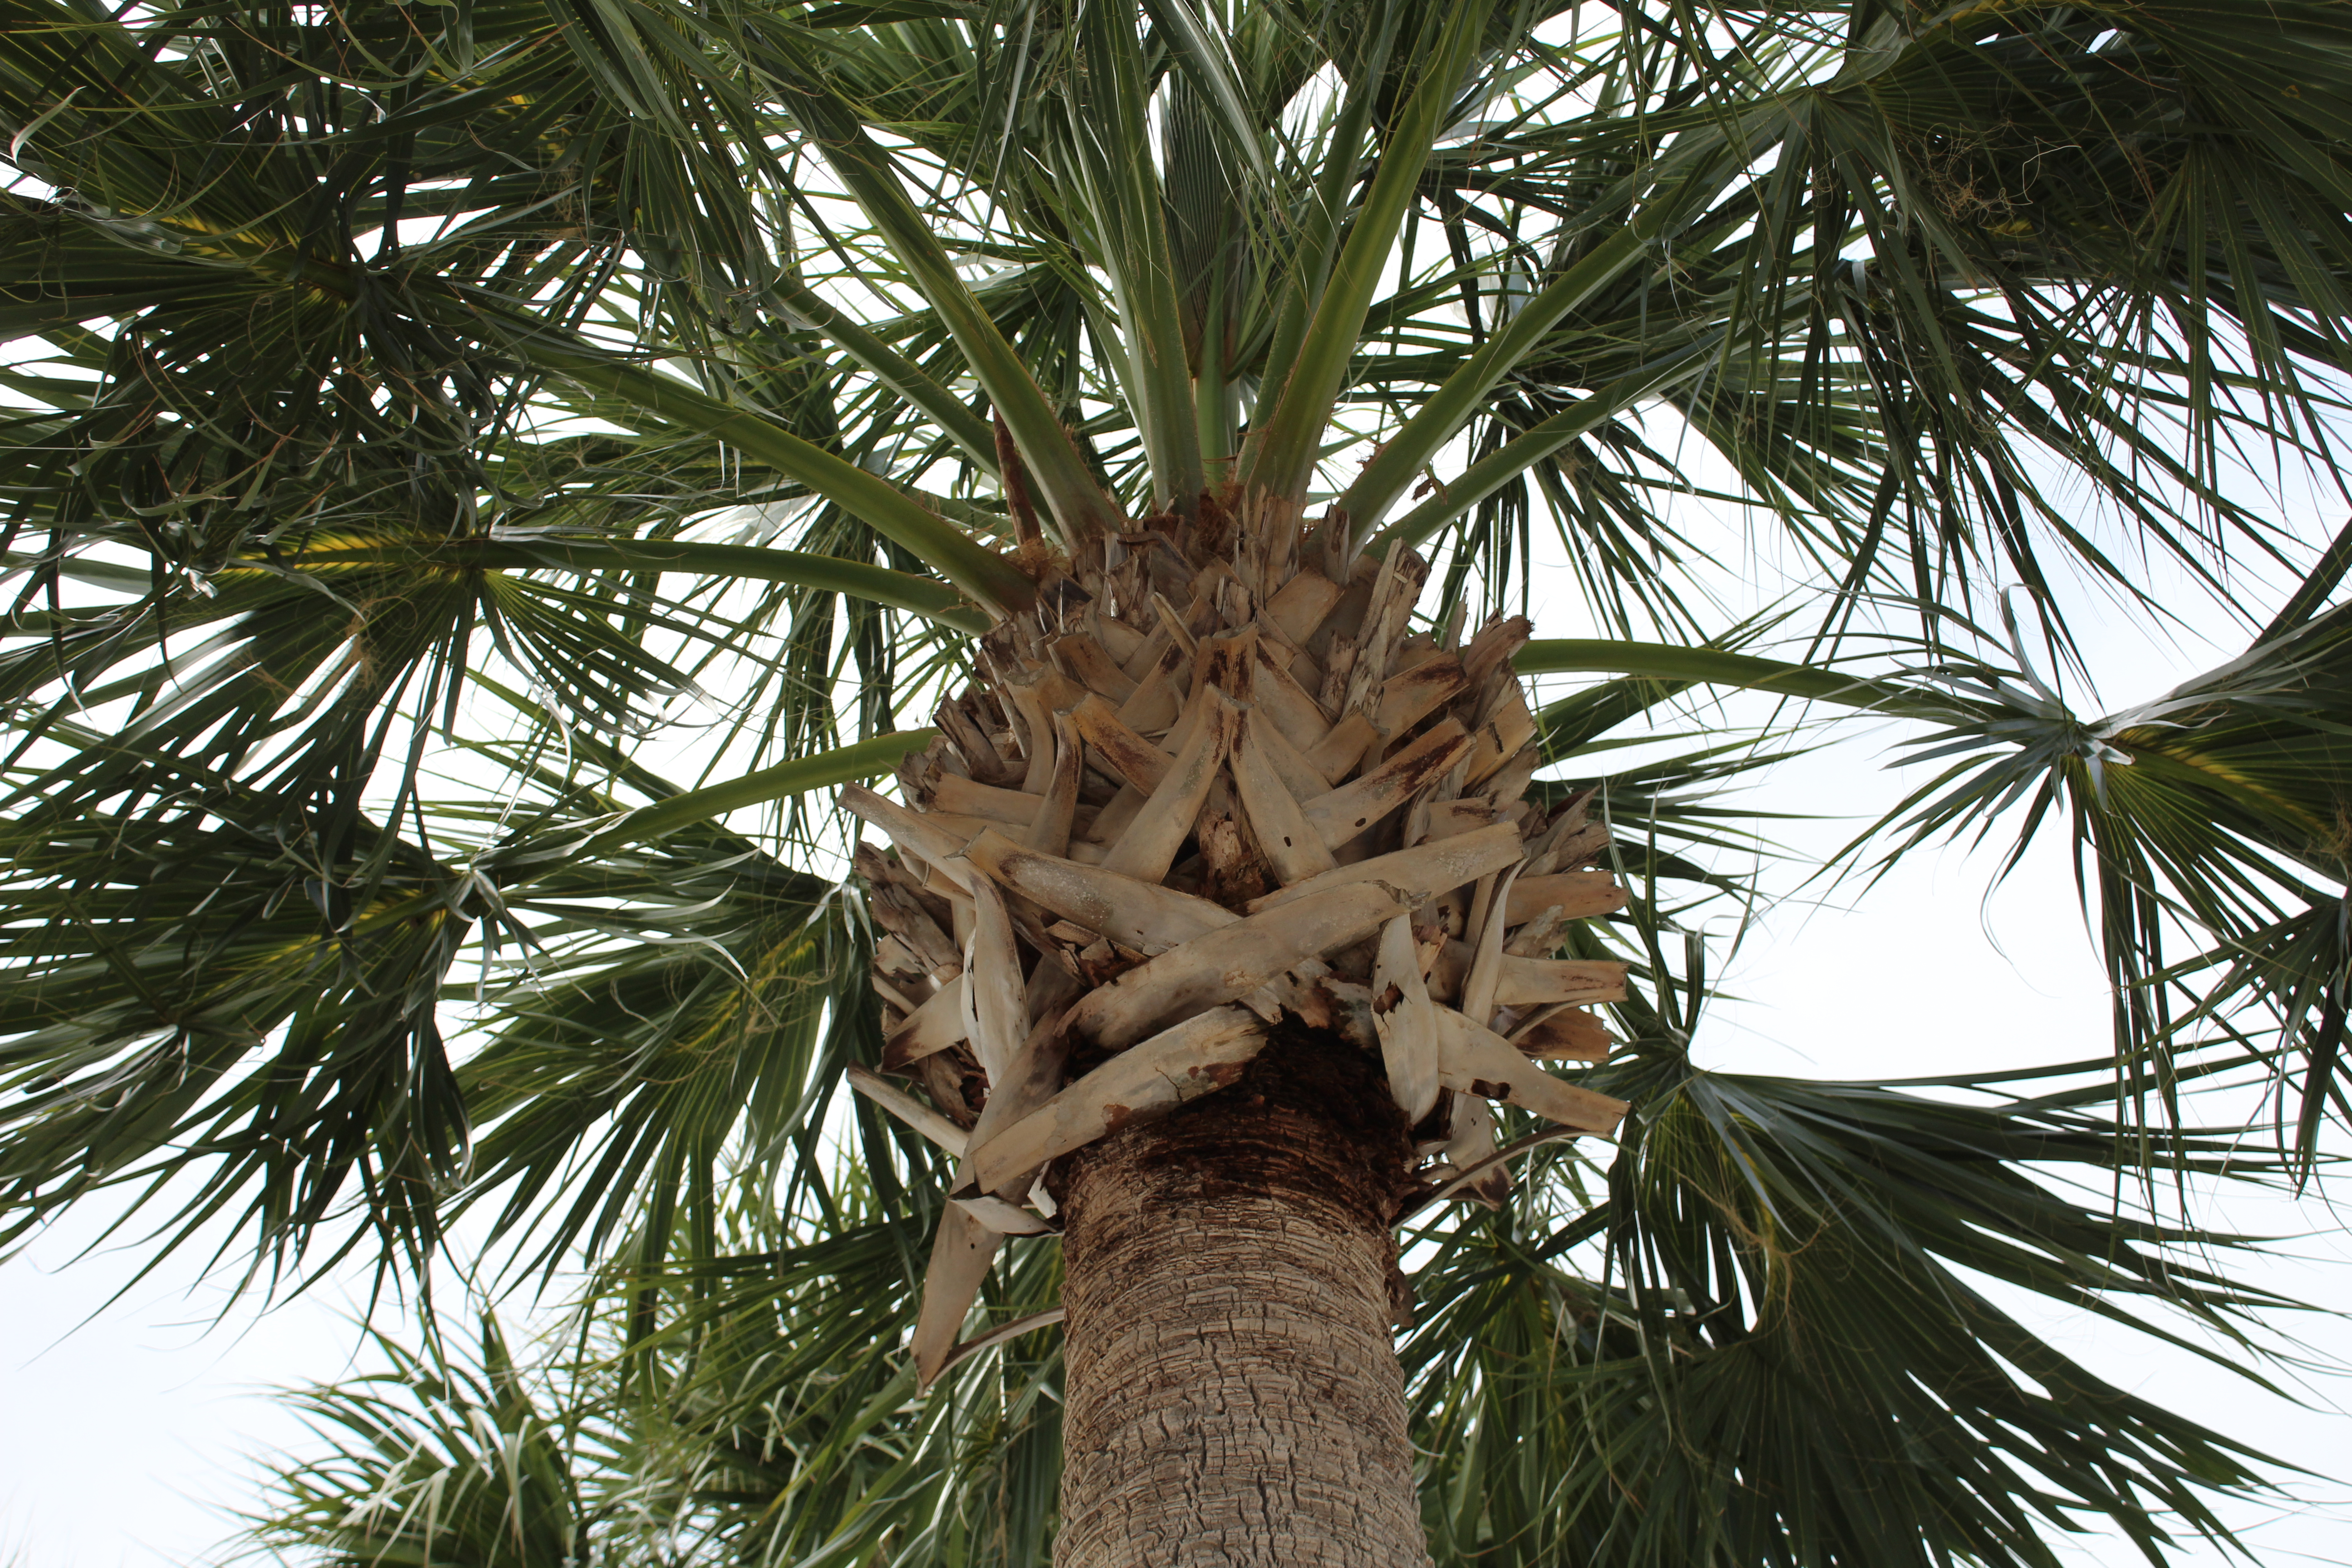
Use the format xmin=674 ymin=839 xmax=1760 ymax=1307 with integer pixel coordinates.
xmin=4 ymin=0 xmax=2351 ymax=1561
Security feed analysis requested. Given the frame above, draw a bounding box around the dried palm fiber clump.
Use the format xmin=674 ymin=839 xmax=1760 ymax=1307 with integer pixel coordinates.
xmin=842 ymin=500 xmax=1631 ymax=1384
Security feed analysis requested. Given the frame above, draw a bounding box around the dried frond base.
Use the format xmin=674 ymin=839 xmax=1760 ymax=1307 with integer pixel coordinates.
xmin=844 ymin=505 xmax=1631 ymax=1380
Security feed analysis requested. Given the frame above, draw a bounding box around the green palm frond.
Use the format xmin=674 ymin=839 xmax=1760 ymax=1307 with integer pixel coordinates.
xmin=1519 ymin=609 xmax=2352 ymax=1168
xmin=248 ymin=1315 xmax=595 ymax=1568
xmin=0 ymin=703 xmax=914 ymax=1276
xmin=1401 ymin=1060 xmax=2302 ymax=1568
xmin=1874 ymin=600 xmax=2352 ymax=1175
xmin=0 ymin=755 xmax=474 ymax=1276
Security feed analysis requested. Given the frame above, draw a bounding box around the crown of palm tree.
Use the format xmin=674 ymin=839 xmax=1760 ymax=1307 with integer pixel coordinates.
xmin=847 ymin=491 xmax=1635 ymax=1385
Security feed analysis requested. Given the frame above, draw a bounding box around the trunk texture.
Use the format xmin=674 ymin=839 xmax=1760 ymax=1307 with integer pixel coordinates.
xmin=1053 ymin=1025 xmax=1430 ymax=1568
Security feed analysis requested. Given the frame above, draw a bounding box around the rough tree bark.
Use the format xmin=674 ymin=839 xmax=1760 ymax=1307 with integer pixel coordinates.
xmin=1052 ymin=1023 xmax=1431 ymax=1568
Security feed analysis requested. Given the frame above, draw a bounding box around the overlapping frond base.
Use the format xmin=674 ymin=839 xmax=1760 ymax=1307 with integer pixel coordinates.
xmin=843 ymin=504 xmax=1630 ymax=1382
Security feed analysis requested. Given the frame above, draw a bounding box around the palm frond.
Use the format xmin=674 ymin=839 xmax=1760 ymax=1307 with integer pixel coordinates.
xmin=246 ymin=1315 xmax=595 ymax=1568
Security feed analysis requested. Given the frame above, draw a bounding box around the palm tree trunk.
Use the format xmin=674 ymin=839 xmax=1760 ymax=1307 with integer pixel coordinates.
xmin=1052 ymin=1023 xmax=1430 ymax=1568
